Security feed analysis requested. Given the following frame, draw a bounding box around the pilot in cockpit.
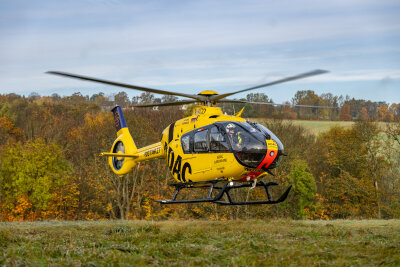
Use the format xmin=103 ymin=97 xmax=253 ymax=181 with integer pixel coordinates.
xmin=226 ymin=123 xmax=242 ymax=149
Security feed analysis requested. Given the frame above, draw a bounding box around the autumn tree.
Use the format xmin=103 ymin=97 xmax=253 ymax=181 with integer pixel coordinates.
xmin=114 ymin=92 xmax=130 ymax=107
xmin=340 ymin=103 xmax=351 ymax=121
xmin=0 ymin=139 xmax=78 ymax=221
xmin=292 ymin=90 xmax=322 ymax=119
xmin=320 ymin=93 xmax=341 ymax=120
xmin=377 ymin=104 xmax=394 ymax=122
xmin=361 ymin=107 xmax=369 ymax=121
xmin=281 ymin=102 xmax=297 ymax=120
xmin=244 ymin=93 xmax=274 ymax=118
xmin=162 ymin=95 xmax=178 ymax=103
xmin=0 ymin=116 xmax=22 ymax=148
xmin=89 ymin=92 xmax=108 ymax=106
xmin=386 ymin=120 xmax=400 ymax=146
xmin=390 ymin=103 xmax=400 ymax=120
xmin=1 ymin=92 xmax=400 ymax=220
xmin=139 ymin=92 xmax=155 ymax=104
xmin=309 ymin=123 xmax=390 ymax=218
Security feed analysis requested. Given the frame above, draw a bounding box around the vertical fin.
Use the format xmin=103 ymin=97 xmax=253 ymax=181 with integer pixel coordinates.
xmin=235 ymin=107 xmax=245 ymax=117
xmin=112 ymin=106 xmax=128 ymax=133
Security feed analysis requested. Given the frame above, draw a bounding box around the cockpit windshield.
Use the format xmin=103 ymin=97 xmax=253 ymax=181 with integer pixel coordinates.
xmin=252 ymin=122 xmax=284 ymax=151
xmin=217 ymin=122 xmax=267 ymax=167
xmin=222 ymin=122 xmax=266 ymax=152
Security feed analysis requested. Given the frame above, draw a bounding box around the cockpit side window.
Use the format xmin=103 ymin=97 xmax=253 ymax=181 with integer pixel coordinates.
xmin=181 ymin=134 xmax=190 ymax=153
xmin=194 ymin=129 xmax=209 ymax=152
xmin=209 ymin=126 xmax=230 ymax=152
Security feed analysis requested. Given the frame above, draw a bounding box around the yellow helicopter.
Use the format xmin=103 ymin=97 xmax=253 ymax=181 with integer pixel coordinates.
xmin=47 ymin=70 xmax=328 ymax=205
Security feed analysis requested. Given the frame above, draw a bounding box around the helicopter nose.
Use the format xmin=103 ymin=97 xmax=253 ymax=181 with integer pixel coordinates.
xmin=256 ymin=139 xmax=279 ymax=170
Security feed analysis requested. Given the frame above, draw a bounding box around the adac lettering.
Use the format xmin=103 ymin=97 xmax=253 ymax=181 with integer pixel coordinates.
xmin=167 ymin=147 xmax=192 ymax=182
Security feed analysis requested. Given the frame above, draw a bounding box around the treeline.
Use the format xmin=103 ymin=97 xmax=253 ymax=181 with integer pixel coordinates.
xmin=0 ymin=92 xmax=399 ymax=221
xmin=22 ymin=89 xmax=400 ymax=122
xmin=221 ymin=91 xmax=400 ymax=121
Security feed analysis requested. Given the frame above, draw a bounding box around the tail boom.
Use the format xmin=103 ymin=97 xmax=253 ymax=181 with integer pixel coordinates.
xmin=103 ymin=106 xmax=166 ymax=176
xmin=101 ymin=142 xmax=164 ymax=162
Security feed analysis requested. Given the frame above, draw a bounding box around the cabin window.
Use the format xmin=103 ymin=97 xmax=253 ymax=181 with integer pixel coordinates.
xmin=194 ymin=129 xmax=209 ymax=152
xmin=181 ymin=135 xmax=190 ymax=153
xmin=209 ymin=126 xmax=229 ymax=152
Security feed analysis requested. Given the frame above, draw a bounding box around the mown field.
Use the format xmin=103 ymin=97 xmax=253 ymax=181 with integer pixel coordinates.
xmin=288 ymin=120 xmax=355 ymax=135
xmin=249 ymin=118 xmax=355 ymax=135
xmin=251 ymin=119 xmax=389 ymax=135
xmin=1 ymin=220 xmax=399 ymax=266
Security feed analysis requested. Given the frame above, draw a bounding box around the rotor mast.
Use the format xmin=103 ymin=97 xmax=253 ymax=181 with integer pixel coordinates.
xmin=197 ymin=90 xmax=219 ymax=107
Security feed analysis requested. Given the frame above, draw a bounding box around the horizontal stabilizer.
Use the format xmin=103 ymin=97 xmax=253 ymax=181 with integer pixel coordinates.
xmin=99 ymin=152 xmax=139 ymax=158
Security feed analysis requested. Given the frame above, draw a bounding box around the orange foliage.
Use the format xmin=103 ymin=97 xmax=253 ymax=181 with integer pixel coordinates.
xmin=340 ymin=104 xmax=351 ymax=121
xmin=361 ymin=107 xmax=369 ymax=121
xmin=377 ymin=105 xmax=394 ymax=122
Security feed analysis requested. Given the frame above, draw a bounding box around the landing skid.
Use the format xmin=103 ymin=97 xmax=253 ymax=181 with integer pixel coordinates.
xmin=153 ymin=180 xmax=292 ymax=205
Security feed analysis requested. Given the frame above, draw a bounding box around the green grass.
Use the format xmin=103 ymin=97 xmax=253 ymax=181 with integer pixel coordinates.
xmin=289 ymin=120 xmax=354 ymax=135
xmin=251 ymin=119 xmax=389 ymax=135
xmin=250 ymin=118 xmax=355 ymax=135
xmin=1 ymin=220 xmax=399 ymax=266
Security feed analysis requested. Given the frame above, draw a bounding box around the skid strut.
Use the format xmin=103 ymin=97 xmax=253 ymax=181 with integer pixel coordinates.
xmin=153 ymin=180 xmax=292 ymax=205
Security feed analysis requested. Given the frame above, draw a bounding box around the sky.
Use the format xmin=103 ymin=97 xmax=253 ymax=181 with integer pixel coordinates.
xmin=0 ymin=0 xmax=399 ymax=104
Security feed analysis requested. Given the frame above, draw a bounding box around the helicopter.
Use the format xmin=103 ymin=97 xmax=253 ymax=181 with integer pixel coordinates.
xmin=47 ymin=70 xmax=329 ymax=205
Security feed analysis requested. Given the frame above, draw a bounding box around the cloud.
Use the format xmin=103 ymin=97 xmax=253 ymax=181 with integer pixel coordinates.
xmin=0 ymin=0 xmax=399 ymax=105
xmin=379 ymin=76 xmax=394 ymax=86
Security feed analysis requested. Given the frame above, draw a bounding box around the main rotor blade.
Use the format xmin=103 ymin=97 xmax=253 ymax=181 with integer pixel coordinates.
xmin=46 ymin=71 xmax=205 ymax=101
xmin=219 ymin=99 xmax=337 ymax=109
xmin=133 ymin=100 xmax=197 ymax=108
xmin=211 ymin=69 xmax=328 ymax=101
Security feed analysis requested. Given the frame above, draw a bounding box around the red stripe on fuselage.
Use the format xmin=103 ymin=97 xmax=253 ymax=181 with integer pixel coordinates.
xmin=238 ymin=148 xmax=278 ymax=181
xmin=256 ymin=148 xmax=278 ymax=170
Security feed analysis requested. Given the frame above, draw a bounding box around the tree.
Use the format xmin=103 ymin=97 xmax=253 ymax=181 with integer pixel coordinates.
xmin=114 ymin=92 xmax=130 ymax=107
xmin=281 ymin=102 xmax=297 ymax=120
xmin=292 ymin=90 xmax=322 ymax=119
xmin=320 ymin=93 xmax=340 ymax=120
xmin=390 ymin=103 xmax=400 ymax=119
xmin=340 ymin=103 xmax=351 ymax=121
xmin=310 ymin=123 xmax=387 ymax=218
xmin=244 ymin=93 xmax=273 ymax=117
xmin=162 ymin=95 xmax=178 ymax=103
xmin=377 ymin=105 xmax=394 ymax=122
xmin=386 ymin=120 xmax=400 ymax=146
xmin=89 ymin=92 xmax=108 ymax=106
xmin=287 ymin=160 xmax=316 ymax=219
xmin=28 ymin=92 xmax=40 ymax=101
xmin=0 ymin=116 xmax=22 ymax=148
xmin=139 ymin=92 xmax=155 ymax=104
xmin=0 ymin=139 xmax=77 ymax=220
xmin=67 ymin=92 xmax=89 ymax=105
xmin=324 ymin=170 xmax=377 ymax=218
xmin=50 ymin=93 xmax=61 ymax=102
xmin=361 ymin=107 xmax=369 ymax=121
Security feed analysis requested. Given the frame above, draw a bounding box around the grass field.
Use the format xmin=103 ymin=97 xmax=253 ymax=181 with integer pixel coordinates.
xmin=249 ymin=118 xmax=355 ymax=135
xmin=288 ymin=120 xmax=354 ymax=135
xmin=250 ymin=119 xmax=389 ymax=135
xmin=1 ymin=220 xmax=399 ymax=266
